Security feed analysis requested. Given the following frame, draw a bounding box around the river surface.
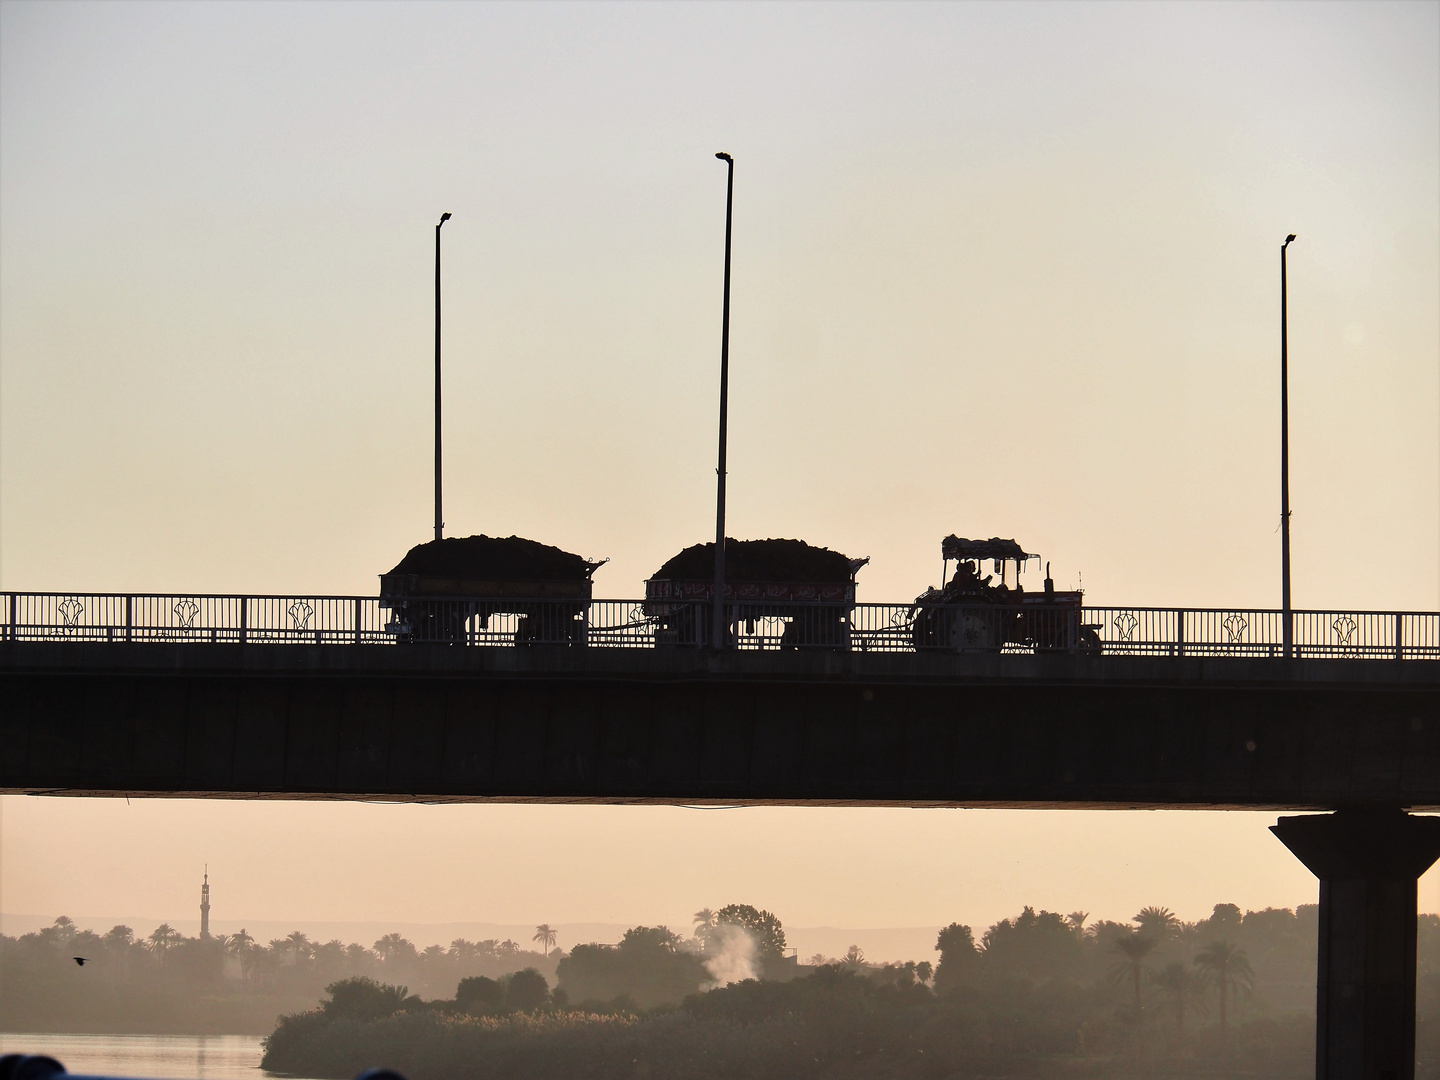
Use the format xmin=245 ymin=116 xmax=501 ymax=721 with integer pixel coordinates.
xmin=0 ymin=1033 xmax=300 ymax=1080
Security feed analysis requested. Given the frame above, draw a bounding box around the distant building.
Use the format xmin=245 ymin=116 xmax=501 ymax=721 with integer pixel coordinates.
xmin=200 ymin=866 xmax=211 ymax=939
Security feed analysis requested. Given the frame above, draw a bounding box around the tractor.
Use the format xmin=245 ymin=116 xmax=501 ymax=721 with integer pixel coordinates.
xmin=910 ymin=535 xmax=1101 ymax=654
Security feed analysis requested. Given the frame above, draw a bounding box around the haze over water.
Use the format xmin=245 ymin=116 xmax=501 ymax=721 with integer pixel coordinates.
xmin=0 ymin=1034 xmax=275 ymax=1080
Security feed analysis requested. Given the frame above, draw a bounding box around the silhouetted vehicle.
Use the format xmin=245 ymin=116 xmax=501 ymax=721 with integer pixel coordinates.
xmin=644 ymin=539 xmax=868 ymax=648
xmin=910 ymin=536 xmax=1100 ymax=654
xmin=380 ymin=535 xmax=604 ymax=645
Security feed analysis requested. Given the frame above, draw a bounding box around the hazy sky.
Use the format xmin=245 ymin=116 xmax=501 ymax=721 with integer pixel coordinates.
xmin=2 ymin=1 xmax=1437 ymax=948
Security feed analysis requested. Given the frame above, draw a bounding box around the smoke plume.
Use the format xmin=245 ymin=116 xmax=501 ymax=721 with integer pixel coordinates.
xmin=703 ymin=923 xmax=758 ymax=987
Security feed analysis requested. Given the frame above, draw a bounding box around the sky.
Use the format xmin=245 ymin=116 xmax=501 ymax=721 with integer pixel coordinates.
xmin=2 ymin=1 xmax=1438 ymax=955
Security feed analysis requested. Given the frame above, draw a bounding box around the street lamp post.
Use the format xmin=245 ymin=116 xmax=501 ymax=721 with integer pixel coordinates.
xmin=712 ymin=153 xmax=734 ymax=650
xmin=1281 ymin=233 xmax=1296 ymax=658
xmin=435 ymin=212 xmax=451 ymax=542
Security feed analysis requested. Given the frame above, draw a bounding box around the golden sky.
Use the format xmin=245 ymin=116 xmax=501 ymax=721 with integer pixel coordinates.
xmin=2 ymin=0 xmax=1436 ymax=942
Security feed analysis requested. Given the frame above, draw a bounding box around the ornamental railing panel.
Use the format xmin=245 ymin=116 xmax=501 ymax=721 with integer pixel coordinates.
xmin=1 ymin=593 xmax=1435 ymax=659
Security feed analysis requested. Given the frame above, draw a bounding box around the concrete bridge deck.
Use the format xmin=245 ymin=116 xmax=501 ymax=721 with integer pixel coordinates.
xmin=3 ymin=641 xmax=1436 ymax=808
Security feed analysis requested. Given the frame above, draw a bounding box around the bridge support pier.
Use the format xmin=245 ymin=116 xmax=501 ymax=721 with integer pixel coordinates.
xmin=1271 ymin=809 xmax=1440 ymax=1080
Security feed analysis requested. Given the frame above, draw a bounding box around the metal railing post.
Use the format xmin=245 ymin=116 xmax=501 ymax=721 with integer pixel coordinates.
xmin=125 ymin=596 xmax=133 ymax=642
xmin=239 ymin=597 xmax=248 ymax=645
xmin=354 ymin=598 xmax=363 ymax=645
xmin=1395 ymin=612 xmax=1404 ymax=661
xmin=1174 ymin=610 xmax=1185 ymax=657
xmin=5 ymin=593 xmax=13 ymax=642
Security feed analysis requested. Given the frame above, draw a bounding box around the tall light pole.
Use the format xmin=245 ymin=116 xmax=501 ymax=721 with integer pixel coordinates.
xmin=1281 ymin=233 xmax=1296 ymax=658
xmin=434 ymin=212 xmax=451 ymax=542
xmin=712 ymin=152 xmax=734 ymax=649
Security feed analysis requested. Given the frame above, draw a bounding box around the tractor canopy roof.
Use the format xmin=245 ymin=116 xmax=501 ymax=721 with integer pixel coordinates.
xmin=387 ymin=535 xmax=603 ymax=582
xmin=651 ymin=539 xmax=865 ymax=584
xmin=941 ymin=536 xmax=1038 ymax=562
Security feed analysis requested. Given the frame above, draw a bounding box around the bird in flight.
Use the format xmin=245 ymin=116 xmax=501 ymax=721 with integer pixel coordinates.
xmin=73 ymin=957 xmax=88 ymax=966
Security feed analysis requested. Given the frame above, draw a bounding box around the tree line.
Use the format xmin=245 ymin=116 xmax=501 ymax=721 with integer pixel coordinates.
xmin=259 ymin=901 xmax=1440 ymax=1080
xmin=11 ymin=897 xmax=1440 ymax=1075
xmin=930 ymin=903 xmax=1309 ymax=1028
xmin=1 ymin=916 xmax=554 ymax=1033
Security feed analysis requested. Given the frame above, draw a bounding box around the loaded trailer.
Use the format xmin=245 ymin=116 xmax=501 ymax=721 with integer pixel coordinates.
xmin=644 ymin=538 xmax=868 ymax=648
xmin=380 ymin=535 xmax=604 ymax=644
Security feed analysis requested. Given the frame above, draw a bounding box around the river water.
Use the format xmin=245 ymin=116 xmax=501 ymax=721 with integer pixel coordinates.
xmin=0 ymin=1033 xmax=297 ymax=1080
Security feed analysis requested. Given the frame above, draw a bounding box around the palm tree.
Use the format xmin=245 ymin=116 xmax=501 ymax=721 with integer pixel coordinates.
xmin=148 ymin=923 xmax=181 ymax=964
xmin=314 ymin=939 xmax=347 ymax=974
xmin=533 ymin=924 xmax=558 ymax=958
xmin=100 ymin=925 xmax=135 ymax=972
xmin=1109 ymin=933 xmax=1158 ymax=1018
xmin=693 ymin=909 xmax=717 ymax=953
xmin=1135 ymin=906 xmax=1181 ymax=941
xmin=1066 ymin=911 xmax=1090 ymax=935
xmin=1194 ymin=940 xmax=1253 ymax=1037
xmin=1151 ymin=961 xmax=1206 ymax=1030
xmin=285 ymin=930 xmax=313 ymax=966
xmin=44 ymin=916 xmax=77 ymax=946
xmin=224 ymin=928 xmax=255 ymax=980
xmin=373 ymin=933 xmax=416 ymax=965
xmin=843 ymin=945 xmax=865 ymax=971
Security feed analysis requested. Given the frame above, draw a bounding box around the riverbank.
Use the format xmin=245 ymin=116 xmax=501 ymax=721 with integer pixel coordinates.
xmin=259 ymin=970 xmax=1316 ymax=1080
xmin=260 ymin=1008 xmax=1316 ymax=1080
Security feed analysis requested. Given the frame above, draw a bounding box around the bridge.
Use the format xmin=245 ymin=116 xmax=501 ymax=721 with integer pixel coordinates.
xmin=3 ymin=590 xmax=1440 ymax=1079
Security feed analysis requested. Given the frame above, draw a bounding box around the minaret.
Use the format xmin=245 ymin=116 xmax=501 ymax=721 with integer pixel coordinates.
xmin=200 ymin=866 xmax=211 ymax=939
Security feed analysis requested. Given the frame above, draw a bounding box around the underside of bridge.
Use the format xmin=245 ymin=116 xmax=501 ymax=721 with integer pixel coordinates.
xmin=3 ymin=643 xmax=1436 ymax=806
xmin=4 ymin=641 xmax=1439 ymax=1077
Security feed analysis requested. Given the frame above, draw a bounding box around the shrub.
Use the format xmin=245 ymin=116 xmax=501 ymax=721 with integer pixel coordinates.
xmin=455 ymin=975 xmax=505 ymax=1015
xmin=506 ymin=968 xmax=550 ymax=1013
xmin=322 ymin=977 xmax=412 ymax=1021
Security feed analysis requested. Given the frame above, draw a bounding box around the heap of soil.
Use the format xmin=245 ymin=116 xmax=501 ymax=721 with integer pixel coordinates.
xmin=940 ymin=536 xmax=1034 ymax=562
xmin=386 ymin=535 xmax=598 ymax=582
xmin=651 ymin=539 xmax=856 ymax=584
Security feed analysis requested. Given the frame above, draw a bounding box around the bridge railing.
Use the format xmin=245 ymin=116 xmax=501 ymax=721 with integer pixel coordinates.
xmin=1 ymin=593 xmax=1436 ymax=659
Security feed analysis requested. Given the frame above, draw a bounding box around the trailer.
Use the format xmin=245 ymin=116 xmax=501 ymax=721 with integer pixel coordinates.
xmin=380 ymin=535 xmax=604 ymax=644
xmin=644 ymin=539 xmax=868 ymax=648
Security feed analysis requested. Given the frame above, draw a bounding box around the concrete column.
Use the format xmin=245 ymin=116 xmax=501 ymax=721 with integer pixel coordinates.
xmin=1271 ymin=809 xmax=1440 ymax=1080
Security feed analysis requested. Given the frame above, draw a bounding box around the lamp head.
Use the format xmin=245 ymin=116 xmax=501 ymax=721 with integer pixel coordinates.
xmin=715 ymin=152 xmax=732 ymax=162
xmin=1284 ymin=233 xmax=1296 ymax=245
xmin=439 ymin=212 xmax=452 ymax=225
